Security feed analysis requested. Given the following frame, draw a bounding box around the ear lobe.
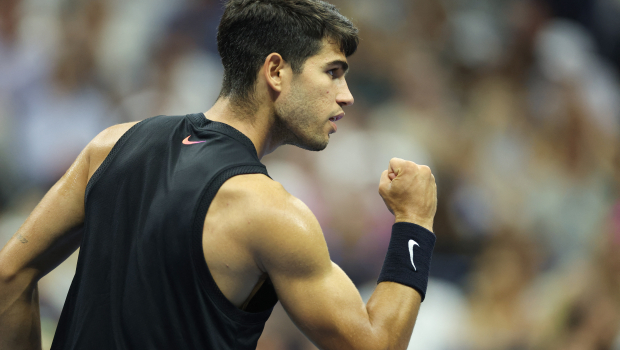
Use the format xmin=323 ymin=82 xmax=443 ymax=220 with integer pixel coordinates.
xmin=264 ymin=53 xmax=285 ymax=93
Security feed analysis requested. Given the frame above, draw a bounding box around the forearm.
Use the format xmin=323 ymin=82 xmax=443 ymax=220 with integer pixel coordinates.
xmin=0 ymin=218 xmax=82 ymax=350
xmin=365 ymin=281 xmax=421 ymax=350
xmin=361 ymin=222 xmax=434 ymax=349
xmin=294 ymin=264 xmax=423 ymax=350
xmin=309 ymin=279 xmax=422 ymax=350
xmin=0 ymin=278 xmax=41 ymax=350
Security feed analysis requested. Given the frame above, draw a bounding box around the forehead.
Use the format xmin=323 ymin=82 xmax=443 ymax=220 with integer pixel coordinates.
xmin=305 ymin=38 xmax=348 ymax=67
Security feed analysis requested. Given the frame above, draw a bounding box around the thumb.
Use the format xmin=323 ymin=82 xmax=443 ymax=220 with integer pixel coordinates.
xmin=388 ymin=157 xmax=406 ymax=179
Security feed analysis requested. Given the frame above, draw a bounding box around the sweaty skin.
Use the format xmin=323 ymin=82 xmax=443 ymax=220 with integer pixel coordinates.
xmin=0 ymin=122 xmax=138 ymax=349
xmin=0 ymin=39 xmax=437 ymax=350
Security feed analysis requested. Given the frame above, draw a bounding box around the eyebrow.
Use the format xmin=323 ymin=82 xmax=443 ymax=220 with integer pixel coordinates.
xmin=326 ymin=60 xmax=349 ymax=75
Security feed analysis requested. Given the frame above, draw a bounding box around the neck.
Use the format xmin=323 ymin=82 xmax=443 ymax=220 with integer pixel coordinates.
xmin=203 ymin=98 xmax=282 ymax=159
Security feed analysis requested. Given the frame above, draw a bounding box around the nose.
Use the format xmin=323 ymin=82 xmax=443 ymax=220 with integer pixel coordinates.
xmin=336 ymin=82 xmax=354 ymax=107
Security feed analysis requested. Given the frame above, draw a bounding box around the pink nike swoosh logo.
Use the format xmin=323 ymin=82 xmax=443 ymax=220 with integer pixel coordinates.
xmin=182 ymin=135 xmax=206 ymax=145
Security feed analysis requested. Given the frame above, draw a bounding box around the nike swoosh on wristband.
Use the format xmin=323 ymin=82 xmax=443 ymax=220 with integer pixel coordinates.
xmin=182 ymin=135 xmax=206 ymax=145
xmin=408 ymin=239 xmax=419 ymax=271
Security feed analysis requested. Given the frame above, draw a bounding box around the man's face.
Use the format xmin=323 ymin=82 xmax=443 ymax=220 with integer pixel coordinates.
xmin=274 ymin=39 xmax=354 ymax=151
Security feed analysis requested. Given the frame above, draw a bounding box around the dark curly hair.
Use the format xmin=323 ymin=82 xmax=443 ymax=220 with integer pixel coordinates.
xmin=217 ymin=0 xmax=358 ymax=108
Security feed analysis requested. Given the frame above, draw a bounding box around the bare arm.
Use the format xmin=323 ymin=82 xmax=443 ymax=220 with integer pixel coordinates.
xmin=243 ymin=159 xmax=436 ymax=350
xmin=0 ymin=122 xmax=137 ymax=349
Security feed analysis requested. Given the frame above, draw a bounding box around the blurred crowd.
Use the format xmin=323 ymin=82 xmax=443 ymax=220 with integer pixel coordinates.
xmin=0 ymin=0 xmax=619 ymax=349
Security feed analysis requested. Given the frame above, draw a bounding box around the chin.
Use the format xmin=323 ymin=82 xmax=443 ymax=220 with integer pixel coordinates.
xmin=288 ymin=135 xmax=329 ymax=152
xmin=298 ymin=142 xmax=328 ymax=152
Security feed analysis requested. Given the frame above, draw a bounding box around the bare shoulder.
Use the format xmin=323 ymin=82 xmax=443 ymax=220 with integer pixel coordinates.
xmin=87 ymin=121 xmax=140 ymax=157
xmin=219 ymin=174 xmax=308 ymax=212
xmin=218 ymin=173 xmax=319 ymax=232
xmin=85 ymin=121 xmax=140 ymax=179
xmin=216 ymin=173 xmax=329 ymax=273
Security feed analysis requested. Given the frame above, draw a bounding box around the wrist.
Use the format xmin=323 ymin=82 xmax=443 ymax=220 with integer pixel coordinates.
xmin=394 ymin=214 xmax=433 ymax=233
xmin=378 ymin=222 xmax=436 ymax=301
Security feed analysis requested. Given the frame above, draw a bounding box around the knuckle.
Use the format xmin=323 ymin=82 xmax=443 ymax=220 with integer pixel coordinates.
xmin=421 ymin=165 xmax=433 ymax=177
xmin=404 ymin=161 xmax=417 ymax=171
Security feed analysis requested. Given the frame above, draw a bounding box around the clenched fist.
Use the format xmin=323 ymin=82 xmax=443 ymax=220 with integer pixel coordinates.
xmin=378 ymin=158 xmax=437 ymax=232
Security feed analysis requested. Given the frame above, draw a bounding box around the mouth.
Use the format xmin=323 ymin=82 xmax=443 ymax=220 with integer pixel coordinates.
xmin=328 ymin=113 xmax=343 ymax=134
xmin=329 ymin=113 xmax=344 ymax=123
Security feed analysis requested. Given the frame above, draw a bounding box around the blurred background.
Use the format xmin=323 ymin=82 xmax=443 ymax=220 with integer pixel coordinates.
xmin=1 ymin=0 xmax=619 ymax=349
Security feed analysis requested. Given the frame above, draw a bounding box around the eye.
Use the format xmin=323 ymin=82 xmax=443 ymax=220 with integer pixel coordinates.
xmin=328 ymin=69 xmax=343 ymax=79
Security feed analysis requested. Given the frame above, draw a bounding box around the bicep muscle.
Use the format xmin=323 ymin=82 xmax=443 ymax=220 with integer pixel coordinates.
xmin=252 ymin=192 xmax=376 ymax=350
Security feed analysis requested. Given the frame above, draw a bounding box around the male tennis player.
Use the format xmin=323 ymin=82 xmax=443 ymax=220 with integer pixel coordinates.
xmin=0 ymin=0 xmax=437 ymax=349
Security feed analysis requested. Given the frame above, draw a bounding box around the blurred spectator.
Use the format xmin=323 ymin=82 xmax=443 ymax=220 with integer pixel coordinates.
xmin=531 ymin=217 xmax=620 ymax=350
xmin=464 ymin=230 xmax=540 ymax=350
xmin=8 ymin=0 xmax=117 ymax=189
xmin=115 ymin=1 xmax=223 ymax=121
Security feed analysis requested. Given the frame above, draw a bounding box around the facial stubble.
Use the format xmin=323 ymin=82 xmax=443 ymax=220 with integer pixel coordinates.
xmin=273 ymin=80 xmax=330 ymax=152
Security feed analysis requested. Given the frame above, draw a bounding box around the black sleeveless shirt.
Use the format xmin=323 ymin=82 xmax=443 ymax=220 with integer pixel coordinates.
xmin=51 ymin=114 xmax=278 ymax=350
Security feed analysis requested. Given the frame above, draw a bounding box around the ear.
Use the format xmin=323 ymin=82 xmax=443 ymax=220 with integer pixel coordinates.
xmin=263 ymin=53 xmax=288 ymax=93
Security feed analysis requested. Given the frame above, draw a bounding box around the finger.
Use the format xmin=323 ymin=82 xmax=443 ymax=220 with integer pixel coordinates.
xmin=387 ymin=159 xmax=395 ymax=177
xmin=388 ymin=157 xmax=405 ymax=177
